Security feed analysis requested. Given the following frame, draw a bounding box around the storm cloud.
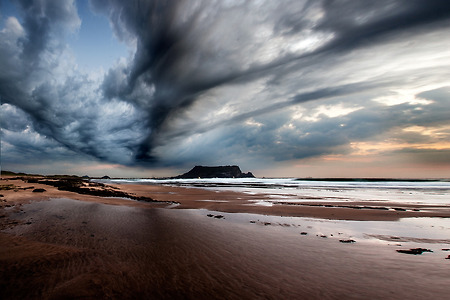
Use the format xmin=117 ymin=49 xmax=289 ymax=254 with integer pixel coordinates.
xmin=1 ymin=0 xmax=450 ymax=173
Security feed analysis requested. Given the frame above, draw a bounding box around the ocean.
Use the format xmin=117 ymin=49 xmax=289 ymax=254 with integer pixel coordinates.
xmin=107 ymin=177 xmax=450 ymax=206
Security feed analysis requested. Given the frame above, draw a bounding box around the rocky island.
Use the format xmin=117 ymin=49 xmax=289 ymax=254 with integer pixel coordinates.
xmin=176 ymin=165 xmax=254 ymax=179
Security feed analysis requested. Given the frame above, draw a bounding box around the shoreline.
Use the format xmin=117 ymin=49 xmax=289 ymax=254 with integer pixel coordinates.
xmin=110 ymin=181 xmax=450 ymax=221
xmin=2 ymin=176 xmax=450 ymax=221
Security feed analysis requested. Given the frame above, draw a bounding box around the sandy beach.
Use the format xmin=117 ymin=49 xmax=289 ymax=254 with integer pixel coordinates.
xmin=1 ymin=176 xmax=449 ymax=299
xmin=3 ymin=1 xmax=450 ymax=299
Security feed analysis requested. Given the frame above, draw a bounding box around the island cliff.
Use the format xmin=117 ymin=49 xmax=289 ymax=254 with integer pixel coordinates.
xmin=176 ymin=165 xmax=255 ymax=179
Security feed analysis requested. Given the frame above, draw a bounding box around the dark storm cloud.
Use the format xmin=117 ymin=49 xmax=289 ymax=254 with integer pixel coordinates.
xmin=160 ymin=79 xmax=387 ymax=144
xmin=1 ymin=0 xmax=450 ymax=169
xmin=16 ymin=0 xmax=80 ymax=65
xmin=0 ymin=104 xmax=81 ymax=164
xmin=0 ymin=0 xmax=148 ymax=165
xmin=156 ymin=87 xmax=450 ymax=166
xmin=91 ymin=0 xmax=450 ymax=162
xmin=1 ymin=1 xmax=80 ymax=136
xmin=317 ymin=0 xmax=450 ymax=46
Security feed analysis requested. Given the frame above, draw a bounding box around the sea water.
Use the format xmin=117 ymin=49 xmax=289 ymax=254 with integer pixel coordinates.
xmin=107 ymin=177 xmax=450 ymax=206
xmin=99 ymin=178 xmax=450 ymax=251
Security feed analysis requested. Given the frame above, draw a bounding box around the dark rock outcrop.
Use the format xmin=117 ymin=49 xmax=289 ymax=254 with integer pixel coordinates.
xmin=32 ymin=188 xmax=46 ymax=193
xmin=176 ymin=165 xmax=254 ymax=179
xmin=25 ymin=177 xmax=171 ymax=203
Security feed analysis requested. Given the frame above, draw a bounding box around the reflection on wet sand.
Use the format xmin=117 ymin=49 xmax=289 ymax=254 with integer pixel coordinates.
xmin=1 ymin=177 xmax=449 ymax=299
xmin=0 ymin=197 xmax=448 ymax=299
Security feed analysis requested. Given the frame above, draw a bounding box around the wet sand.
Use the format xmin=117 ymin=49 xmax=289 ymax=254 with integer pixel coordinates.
xmin=1 ymin=177 xmax=449 ymax=299
xmin=115 ymin=182 xmax=450 ymax=221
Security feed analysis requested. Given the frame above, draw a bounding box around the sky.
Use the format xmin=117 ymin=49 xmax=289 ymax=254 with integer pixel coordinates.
xmin=1 ymin=0 xmax=450 ymax=178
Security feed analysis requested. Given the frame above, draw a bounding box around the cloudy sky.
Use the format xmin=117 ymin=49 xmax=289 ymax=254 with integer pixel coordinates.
xmin=1 ymin=0 xmax=450 ymax=178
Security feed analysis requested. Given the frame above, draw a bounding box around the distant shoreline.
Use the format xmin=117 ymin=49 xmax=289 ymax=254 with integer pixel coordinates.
xmin=106 ymin=177 xmax=449 ymax=182
xmin=2 ymin=170 xmax=449 ymax=182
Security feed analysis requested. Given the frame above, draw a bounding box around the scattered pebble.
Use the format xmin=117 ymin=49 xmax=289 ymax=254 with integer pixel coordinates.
xmin=396 ymin=248 xmax=433 ymax=255
xmin=339 ymin=239 xmax=356 ymax=243
xmin=300 ymin=232 xmax=308 ymax=235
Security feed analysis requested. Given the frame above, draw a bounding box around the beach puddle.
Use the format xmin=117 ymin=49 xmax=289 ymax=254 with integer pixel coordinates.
xmin=2 ymin=196 xmax=450 ymax=299
xmin=10 ymin=197 xmax=448 ymax=250
xmin=247 ymin=200 xmax=274 ymax=206
xmin=192 ymin=209 xmax=450 ymax=260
